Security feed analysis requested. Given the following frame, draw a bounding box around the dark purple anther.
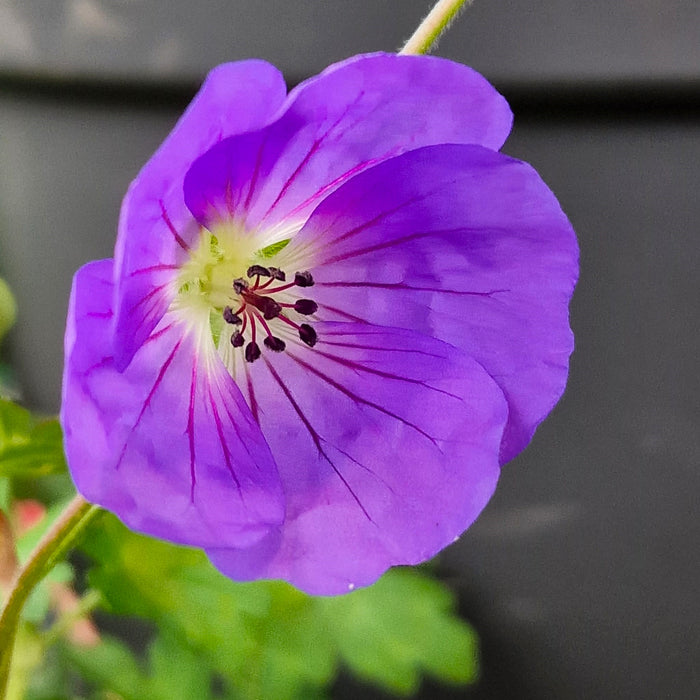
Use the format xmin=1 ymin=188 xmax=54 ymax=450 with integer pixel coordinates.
xmin=294 ymin=299 xmax=318 ymax=315
xmin=231 ymin=331 xmax=245 ymax=348
xmin=233 ymin=278 xmax=249 ymax=294
xmin=245 ymin=341 xmax=261 ymax=363
xmin=268 ymin=267 xmax=286 ymax=281
xmin=264 ymin=336 xmax=286 ymax=352
xmin=298 ymin=323 xmax=317 ymax=347
xmin=222 ymin=307 xmax=242 ymax=325
xmin=247 ymin=264 xmax=271 ymax=278
xmin=294 ymin=271 xmax=314 ymax=288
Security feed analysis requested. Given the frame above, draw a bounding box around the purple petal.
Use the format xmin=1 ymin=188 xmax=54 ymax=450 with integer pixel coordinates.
xmin=207 ymin=323 xmax=507 ymax=595
xmin=113 ymin=61 xmax=287 ymax=370
xmin=61 ymin=260 xmax=284 ymax=548
xmin=285 ymin=144 xmax=579 ymax=464
xmin=183 ymin=52 xmax=512 ymax=232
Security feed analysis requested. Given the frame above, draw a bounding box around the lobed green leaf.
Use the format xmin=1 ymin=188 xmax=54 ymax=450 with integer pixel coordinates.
xmin=80 ymin=514 xmax=478 ymax=698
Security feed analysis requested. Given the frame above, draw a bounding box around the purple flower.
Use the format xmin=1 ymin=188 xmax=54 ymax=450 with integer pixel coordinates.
xmin=61 ymin=54 xmax=578 ymax=595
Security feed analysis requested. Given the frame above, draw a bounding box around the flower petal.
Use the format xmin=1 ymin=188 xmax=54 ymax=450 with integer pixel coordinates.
xmin=207 ymin=323 xmax=507 ymax=595
xmin=113 ymin=60 xmax=287 ymax=370
xmin=285 ymin=144 xmax=579 ymax=463
xmin=62 ymin=260 xmax=284 ymax=548
xmin=183 ymin=52 xmax=512 ymax=234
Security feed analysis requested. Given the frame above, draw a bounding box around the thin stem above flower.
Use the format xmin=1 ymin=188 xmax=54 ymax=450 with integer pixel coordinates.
xmin=401 ymin=0 xmax=475 ymax=55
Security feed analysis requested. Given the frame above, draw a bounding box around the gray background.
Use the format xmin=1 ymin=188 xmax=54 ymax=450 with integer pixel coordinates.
xmin=1 ymin=1 xmax=698 ymax=698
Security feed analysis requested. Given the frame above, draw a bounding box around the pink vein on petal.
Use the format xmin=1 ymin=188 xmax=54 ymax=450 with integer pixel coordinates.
xmin=243 ymin=134 xmax=268 ymax=211
xmin=287 ymin=352 xmax=440 ymax=448
xmin=320 ymin=227 xmax=464 ymax=266
xmin=127 ymin=285 xmax=172 ymax=341
xmin=115 ymin=338 xmax=183 ymax=470
xmin=207 ymin=385 xmax=242 ymax=494
xmin=316 ymin=302 xmax=370 ymax=324
xmin=260 ymin=94 xmax=364 ymax=223
xmin=210 ymin=375 xmax=260 ymax=468
xmin=263 ymin=357 xmax=374 ymax=523
xmin=141 ymin=322 xmax=176 ymax=347
xmin=127 ymin=264 xmax=178 ymax=278
xmin=316 ymin=281 xmax=511 ymax=297
xmin=84 ymin=356 xmax=113 ymax=377
xmin=281 ymin=150 xmax=400 ymax=222
xmin=243 ymin=361 xmax=260 ymax=424
xmin=159 ymin=200 xmax=190 ymax=251
xmin=224 ymin=177 xmax=236 ymax=219
xmin=331 ymin=441 xmax=398 ymax=497
xmin=300 ymin=192 xmax=427 ymax=265
xmin=187 ymin=355 xmax=198 ymax=501
xmin=319 ymin=339 xmax=444 ymax=359
xmin=312 ymin=348 xmax=463 ymax=401
xmin=129 ymin=283 xmax=169 ymax=314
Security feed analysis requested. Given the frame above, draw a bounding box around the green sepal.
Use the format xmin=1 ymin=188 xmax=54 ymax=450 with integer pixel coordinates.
xmin=257 ymin=238 xmax=291 ymax=258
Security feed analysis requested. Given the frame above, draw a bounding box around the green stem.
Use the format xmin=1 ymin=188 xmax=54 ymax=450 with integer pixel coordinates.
xmin=400 ymin=0 xmax=474 ymax=55
xmin=0 ymin=494 xmax=101 ymax=697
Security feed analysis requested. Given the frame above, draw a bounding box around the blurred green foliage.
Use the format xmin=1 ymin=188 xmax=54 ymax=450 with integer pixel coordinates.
xmin=75 ymin=514 xmax=478 ymax=699
xmin=0 ymin=401 xmax=67 ymax=479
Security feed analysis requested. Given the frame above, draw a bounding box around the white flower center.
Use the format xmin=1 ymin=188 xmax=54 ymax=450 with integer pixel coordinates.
xmin=171 ymin=220 xmax=318 ymax=372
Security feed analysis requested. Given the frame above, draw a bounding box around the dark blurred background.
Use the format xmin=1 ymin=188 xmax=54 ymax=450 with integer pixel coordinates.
xmin=1 ymin=1 xmax=698 ymax=698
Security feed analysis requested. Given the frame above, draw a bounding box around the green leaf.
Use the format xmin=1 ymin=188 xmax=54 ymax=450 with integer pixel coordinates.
xmin=0 ymin=401 xmax=67 ymax=478
xmin=24 ymin=643 xmax=71 ymax=700
xmin=0 ymin=277 xmax=16 ymax=343
xmin=0 ymin=400 xmax=31 ymax=448
xmin=320 ymin=568 xmax=479 ymax=694
xmin=81 ymin=515 xmax=333 ymax=699
xmin=55 ymin=630 xmax=232 ymax=700
xmin=80 ymin=515 xmax=478 ymax=699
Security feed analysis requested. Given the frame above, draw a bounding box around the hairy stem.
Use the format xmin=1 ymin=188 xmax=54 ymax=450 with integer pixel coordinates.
xmin=400 ymin=0 xmax=474 ymax=55
xmin=0 ymin=494 xmax=101 ymax=696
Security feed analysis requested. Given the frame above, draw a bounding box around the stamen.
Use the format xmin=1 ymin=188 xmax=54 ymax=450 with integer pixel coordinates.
xmin=223 ymin=306 xmax=242 ymax=325
xmin=294 ymin=271 xmax=314 ymax=287
xmin=261 ymin=282 xmax=297 ymax=294
xmin=245 ymin=341 xmax=261 ymax=363
xmin=268 ymin=267 xmax=286 ymax=281
xmin=227 ymin=265 xmax=318 ymax=357
xmin=250 ymin=309 xmax=274 ymax=338
xmin=264 ymin=336 xmax=286 ymax=352
xmin=298 ymin=323 xmax=317 ymax=347
xmin=276 ymin=314 xmax=300 ymax=330
xmin=231 ymin=331 xmax=245 ymax=347
xmin=294 ymin=299 xmax=318 ymax=315
xmin=233 ymin=278 xmax=249 ymax=294
xmin=247 ymin=264 xmax=271 ymax=278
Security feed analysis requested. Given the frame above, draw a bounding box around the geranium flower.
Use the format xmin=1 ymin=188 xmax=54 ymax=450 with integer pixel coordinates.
xmin=61 ymin=54 xmax=578 ymax=595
